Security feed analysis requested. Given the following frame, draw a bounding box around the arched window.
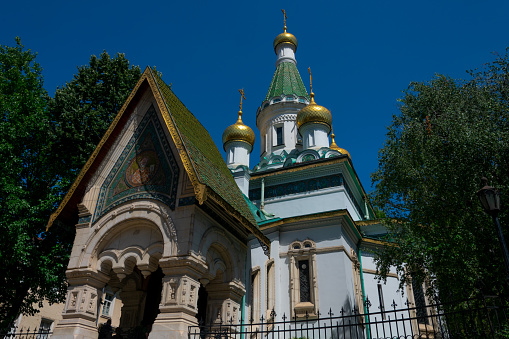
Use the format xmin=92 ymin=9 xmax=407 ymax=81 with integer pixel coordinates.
xmin=288 ymin=240 xmax=318 ymax=318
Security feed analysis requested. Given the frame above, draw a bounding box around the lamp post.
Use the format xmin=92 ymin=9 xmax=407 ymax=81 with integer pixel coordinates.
xmin=477 ymin=177 xmax=509 ymax=280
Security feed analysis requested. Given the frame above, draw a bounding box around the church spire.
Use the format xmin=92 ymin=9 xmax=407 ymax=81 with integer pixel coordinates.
xmin=255 ymin=11 xmax=310 ymax=157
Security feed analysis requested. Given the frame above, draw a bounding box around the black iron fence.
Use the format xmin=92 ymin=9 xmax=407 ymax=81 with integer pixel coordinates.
xmin=189 ymin=293 xmax=509 ymax=339
xmin=0 ymin=325 xmax=52 ymax=339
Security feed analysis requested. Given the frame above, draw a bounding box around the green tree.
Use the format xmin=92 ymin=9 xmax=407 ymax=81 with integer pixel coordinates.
xmin=0 ymin=37 xmax=73 ymax=329
xmin=371 ymin=49 xmax=509 ymax=300
xmin=0 ymin=40 xmax=141 ymax=329
xmin=50 ymin=51 xmax=141 ymax=187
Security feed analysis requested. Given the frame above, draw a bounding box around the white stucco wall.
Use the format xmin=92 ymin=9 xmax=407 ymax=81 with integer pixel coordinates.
xmin=263 ymin=187 xmax=364 ymax=221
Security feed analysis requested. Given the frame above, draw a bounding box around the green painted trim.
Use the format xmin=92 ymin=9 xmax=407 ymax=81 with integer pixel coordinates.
xmin=358 ymin=246 xmax=371 ymax=339
xmin=240 ymin=252 xmax=248 ymax=339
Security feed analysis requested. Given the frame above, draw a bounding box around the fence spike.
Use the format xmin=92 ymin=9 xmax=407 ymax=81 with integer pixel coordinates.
xmin=328 ymin=307 xmax=334 ymax=317
xmin=391 ymin=299 xmax=397 ymax=309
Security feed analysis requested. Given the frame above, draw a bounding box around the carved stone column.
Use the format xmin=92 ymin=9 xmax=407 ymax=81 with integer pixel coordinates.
xmin=149 ymin=254 xmax=207 ymax=338
xmin=51 ymin=269 xmax=109 ymax=339
xmin=205 ymin=279 xmax=245 ymax=325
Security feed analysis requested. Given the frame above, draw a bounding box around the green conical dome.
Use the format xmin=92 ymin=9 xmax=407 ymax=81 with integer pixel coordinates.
xmin=264 ymin=62 xmax=309 ymax=102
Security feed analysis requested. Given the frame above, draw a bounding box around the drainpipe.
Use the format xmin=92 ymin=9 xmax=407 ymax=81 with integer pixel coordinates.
xmin=261 ymin=178 xmax=265 ymax=210
xmin=358 ymin=243 xmax=371 ymax=339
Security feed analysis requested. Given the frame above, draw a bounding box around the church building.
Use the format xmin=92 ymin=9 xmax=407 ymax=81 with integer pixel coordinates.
xmin=46 ymin=15 xmax=417 ymax=339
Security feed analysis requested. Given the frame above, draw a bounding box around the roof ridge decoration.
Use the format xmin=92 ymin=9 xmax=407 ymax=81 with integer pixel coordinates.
xmin=47 ymin=68 xmax=270 ymax=250
xmin=264 ymin=62 xmax=309 ymax=102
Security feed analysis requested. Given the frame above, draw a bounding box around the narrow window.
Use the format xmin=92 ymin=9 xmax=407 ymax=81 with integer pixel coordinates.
xmin=412 ymin=279 xmax=429 ymax=324
xmin=276 ymin=126 xmax=283 ymax=146
xmin=266 ymin=261 xmax=275 ymax=314
xmin=298 ymin=260 xmax=311 ymax=302
xmin=101 ymin=293 xmax=114 ymax=316
xmin=37 ymin=319 xmax=53 ymax=339
xmin=250 ymin=269 xmax=260 ymax=323
xmin=377 ymin=284 xmax=386 ymax=320
xmin=228 ymin=148 xmax=234 ymax=164
xmin=308 ymin=132 xmax=315 ymax=147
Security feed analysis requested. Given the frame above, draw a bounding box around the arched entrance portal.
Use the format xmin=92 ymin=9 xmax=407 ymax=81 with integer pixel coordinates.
xmin=94 ymin=219 xmax=165 ymax=333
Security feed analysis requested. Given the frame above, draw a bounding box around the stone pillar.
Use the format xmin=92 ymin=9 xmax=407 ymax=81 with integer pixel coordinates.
xmin=149 ymin=254 xmax=207 ymax=339
xmin=51 ymin=269 xmax=109 ymax=339
xmin=205 ymin=279 xmax=245 ymax=325
xmin=119 ymin=286 xmax=146 ymax=329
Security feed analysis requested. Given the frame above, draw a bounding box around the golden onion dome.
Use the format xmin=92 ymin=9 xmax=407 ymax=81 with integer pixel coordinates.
xmin=273 ymin=29 xmax=298 ymax=52
xmin=297 ymin=92 xmax=332 ymax=131
xmin=330 ymin=131 xmax=351 ymax=159
xmin=222 ymin=110 xmax=255 ymax=150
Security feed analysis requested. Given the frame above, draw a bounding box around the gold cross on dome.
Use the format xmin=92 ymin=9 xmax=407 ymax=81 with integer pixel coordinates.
xmin=238 ymin=89 xmax=246 ymax=111
xmin=282 ymin=9 xmax=287 ymax=31
xmin=308 ymin=67 xmax=313 ymax=93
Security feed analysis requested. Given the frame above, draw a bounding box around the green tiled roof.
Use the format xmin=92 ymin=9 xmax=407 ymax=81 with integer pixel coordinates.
xmin=264 ymin=62 xmax=309 ymax=102
xmin=152 ymin=72 xmax=258 ymax=227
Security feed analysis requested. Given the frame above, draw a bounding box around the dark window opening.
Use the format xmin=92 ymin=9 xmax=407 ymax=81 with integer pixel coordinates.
xmin=377 ymin=284 xmax=386 ymax=319
xmin=299 ymin=260 xmax=311 ymax=302
xmin=412 ymin=279 xmax=429 ymax=324
xmin=276 ymin=127 xmax=284 ymax=146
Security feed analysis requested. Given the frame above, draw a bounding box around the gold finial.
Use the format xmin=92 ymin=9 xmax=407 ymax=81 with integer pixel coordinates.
xmin=331 ymin=128 xmax=338 ymax=146
xmin=282 ymin=9 xmax=287 ymax=32
xmin=237 ymin=89 xmax=246 ymax=121
xmin=308 ymin=67 xmax=315 ymax=103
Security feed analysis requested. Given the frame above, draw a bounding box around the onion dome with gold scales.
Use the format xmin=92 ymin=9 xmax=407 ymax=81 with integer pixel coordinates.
xmin=222 ymin=91 xmax=255 ymax=150
xmin=223 ymin=90 xmax=255 ymax=169
xmin=297 ymin=68 xmax=332 ymax=150
xmin=273 ymin=17 xmax=298 ymax=53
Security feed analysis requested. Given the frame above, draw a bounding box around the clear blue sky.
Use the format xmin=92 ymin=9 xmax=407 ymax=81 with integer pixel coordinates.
xmin=2 ymin=0 xmax=508 ymax=193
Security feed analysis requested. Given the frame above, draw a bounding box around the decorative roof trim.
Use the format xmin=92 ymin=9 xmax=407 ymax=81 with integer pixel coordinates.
xmin=46 ymin=68 xmax=150 ymax=231
xmin=147 ymin=68 xmax=208 ymax=205
xmin=206 ymin=189 xmax=270 ymax=249
xmin=47 ymin=68 xmax=270 ymax=251
xmin=251 ymin=156 xmax=349 ymax=180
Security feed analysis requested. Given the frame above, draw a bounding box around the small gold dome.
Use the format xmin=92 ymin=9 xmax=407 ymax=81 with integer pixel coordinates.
xmin=222 ymin=111 xmax=255 ymax=150
xmin=273 ymin=32 xmax=298 ymax=52
xmin=297 ymin=93 xmax=332 ymax=130
xmin=330 ymin=131 xmax=351 ymax=158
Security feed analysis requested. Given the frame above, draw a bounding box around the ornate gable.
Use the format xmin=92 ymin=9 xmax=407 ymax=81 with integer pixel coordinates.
xmin=93 ymin=105 xmax=179 ymax=222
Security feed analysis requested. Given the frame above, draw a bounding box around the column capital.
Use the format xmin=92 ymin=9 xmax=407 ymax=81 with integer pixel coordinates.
xmin=159 ymin=253 xmax=208 ymax=279
xmin=65 ymin=268 xmax=109 ymax=288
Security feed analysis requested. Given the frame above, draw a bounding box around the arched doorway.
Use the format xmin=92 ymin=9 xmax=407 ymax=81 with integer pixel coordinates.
xmin=94 ymin=220 xmax=165 ymax=334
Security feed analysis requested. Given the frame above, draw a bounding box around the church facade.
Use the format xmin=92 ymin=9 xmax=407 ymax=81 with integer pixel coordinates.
xmin=47 ymin=19 xmax=417 ymax=339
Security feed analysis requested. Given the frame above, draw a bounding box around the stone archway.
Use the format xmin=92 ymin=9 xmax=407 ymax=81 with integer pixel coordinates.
xmin=95 ymin=220 xmax=164 ymax=333
xmin=198 ymin=242 xmax=244 ymax=326
xmin=52 ymin=202 xmax=176 ymax=339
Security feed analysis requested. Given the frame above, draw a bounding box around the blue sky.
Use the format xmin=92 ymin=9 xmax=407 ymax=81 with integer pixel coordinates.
xmin=2 ymin=0 xmax=508 ymax=193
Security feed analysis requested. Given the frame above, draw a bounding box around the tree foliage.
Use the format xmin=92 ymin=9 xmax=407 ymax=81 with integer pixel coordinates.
xmin=0 ymin=40 xmax=141 ymax=329
xmin=50 ymin=51 xmax=141 ymax=187
xmin=371 ymin=49 xmax=509 ymax=299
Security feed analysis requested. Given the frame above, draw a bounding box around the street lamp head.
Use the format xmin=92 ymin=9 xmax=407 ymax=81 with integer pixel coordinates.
xmin=477 ymin=177 xmax=501 ymax=216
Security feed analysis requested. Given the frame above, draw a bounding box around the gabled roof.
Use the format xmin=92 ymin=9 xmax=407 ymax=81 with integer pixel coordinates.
xmin=47 ymin=67 xmax=269 ymax=248
xmin=264 ymin=62 xmax=309 ymax=102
